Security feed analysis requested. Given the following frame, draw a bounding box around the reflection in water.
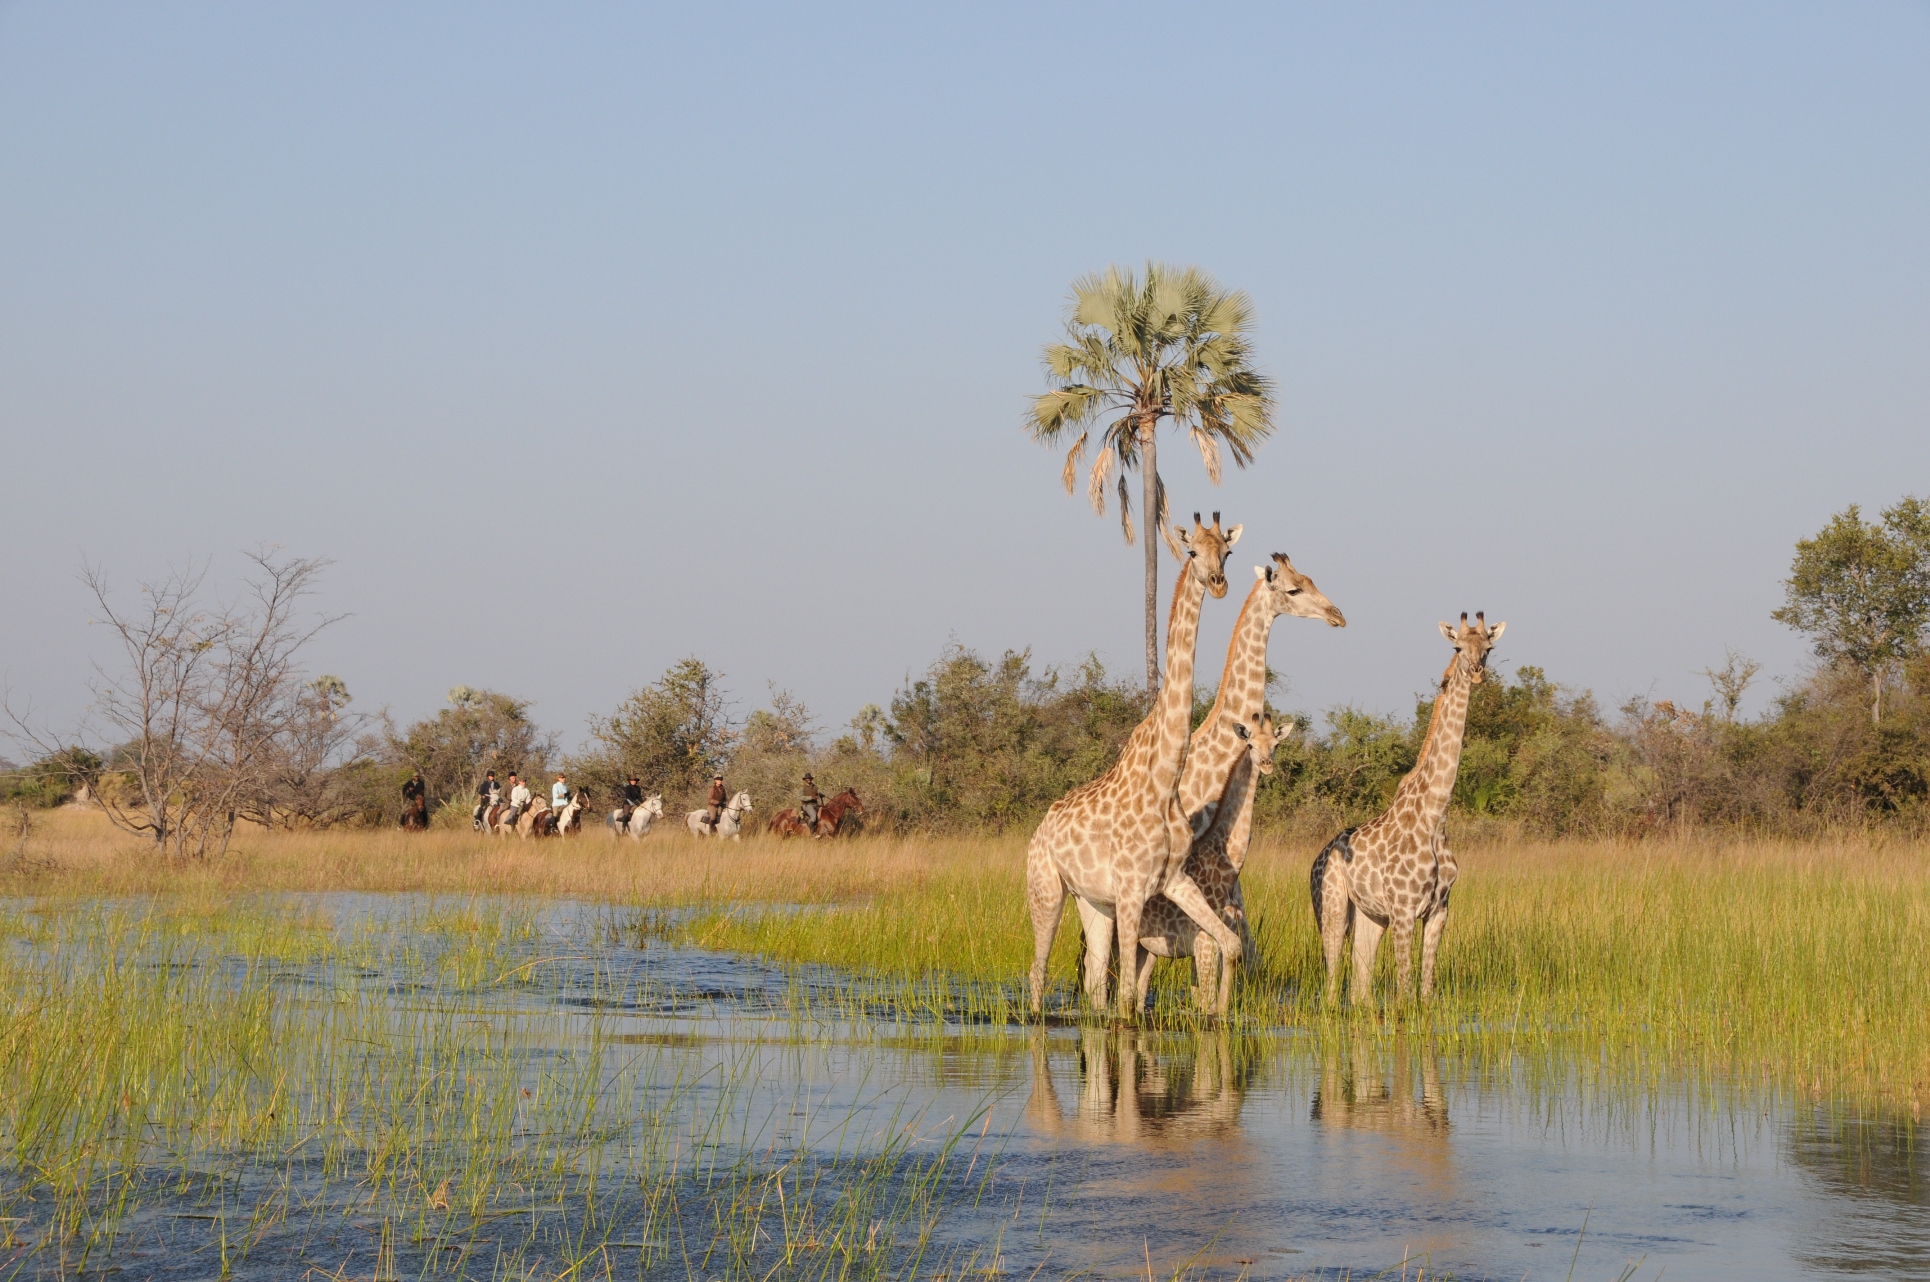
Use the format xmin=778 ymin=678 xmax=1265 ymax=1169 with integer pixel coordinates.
xmin=1308 ymin=1036 xmax=1461 ymax=1267
xmin=1785 ymin=1104 xmax=1930 ymax=1276
xmin=1310 ymin=1034 xmax=1449 ymax=1138
xmin=1026 ymin=1026 xmax=1250 ymax=1144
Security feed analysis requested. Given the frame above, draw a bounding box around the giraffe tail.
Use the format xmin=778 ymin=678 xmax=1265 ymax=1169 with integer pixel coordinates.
xmin=1309 ymin=827 xmax=1357 ymax=932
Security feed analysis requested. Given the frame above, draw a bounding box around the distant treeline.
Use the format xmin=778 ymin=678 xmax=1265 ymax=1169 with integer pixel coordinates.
xmin=10 ymin=643 xmax=1929 ymax=840
xmin=9 ymin=496 xmax=1929 ymax=842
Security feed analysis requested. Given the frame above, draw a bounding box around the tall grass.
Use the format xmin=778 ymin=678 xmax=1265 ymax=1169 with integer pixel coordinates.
xmin=0 ymin=897 xmax=1009 ymax=1278
xmin=11 ymin=806 xmax=1927 ymax=1104
xmin=671 ymin=834 xmax=1930 ymax=1108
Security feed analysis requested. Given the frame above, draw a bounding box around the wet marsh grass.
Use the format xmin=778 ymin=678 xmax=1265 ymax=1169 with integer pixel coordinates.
xmin=665 ymin=832 xmax=1930 ymax=1108
xmin=0 ymin=894 xmax=1019 ymax=1279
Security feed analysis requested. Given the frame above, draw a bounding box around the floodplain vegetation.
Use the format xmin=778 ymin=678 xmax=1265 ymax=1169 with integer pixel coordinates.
xmin=1 ymin=806 xmax=1926 ymax=1279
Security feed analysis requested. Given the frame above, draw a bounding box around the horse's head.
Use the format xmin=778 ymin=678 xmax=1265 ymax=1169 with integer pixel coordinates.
xmin=732 ymin=791 xmax=753 ymax=811
xmin=839 ymin=788 xmax=864 ymax=814
xmin=644 ymin=794 xmax=665 ymax=817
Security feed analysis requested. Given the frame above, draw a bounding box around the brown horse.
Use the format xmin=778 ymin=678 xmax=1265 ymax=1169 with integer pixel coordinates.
xmin=769 ymin=807 xmax=816 ymax=838
xmin=814 ymin=788 xmax=864 ymax=837
xmin=398 ymin=794 xmax=429 ymax=831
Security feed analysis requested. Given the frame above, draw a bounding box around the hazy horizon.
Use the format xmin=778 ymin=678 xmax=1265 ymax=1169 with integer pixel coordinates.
xmin=4 ymin=3 xmax=1928 ymax=756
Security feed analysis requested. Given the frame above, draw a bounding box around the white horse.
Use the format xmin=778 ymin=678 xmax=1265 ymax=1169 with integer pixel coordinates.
xmin=610 ymin=795 xmax=665 ymax=839
xmin=687 ymin=791 xmax=752 ymax=840
xmin=555 ymin=792 xmax=590 ymax=837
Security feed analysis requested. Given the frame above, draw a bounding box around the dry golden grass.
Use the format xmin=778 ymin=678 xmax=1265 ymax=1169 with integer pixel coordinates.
xmin=1 ymin=803 xmax=1006 ymax=903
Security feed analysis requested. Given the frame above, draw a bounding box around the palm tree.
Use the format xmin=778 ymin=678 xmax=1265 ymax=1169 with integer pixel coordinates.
xmin=1028 ymin=262 xmax=1275 ymax=693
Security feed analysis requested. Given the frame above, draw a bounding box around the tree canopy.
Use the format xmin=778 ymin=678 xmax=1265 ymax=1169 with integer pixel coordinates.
xmin=1773 ymin=496 xmax=1930 ymax=723
xmin=1028 ymin=262 xmax=1274 ymax=691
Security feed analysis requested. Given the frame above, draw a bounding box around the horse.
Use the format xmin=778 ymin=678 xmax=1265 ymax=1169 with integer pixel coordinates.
xmin=814 ymin=787 xmax=864 ymax=837
xmin=611 ymin=795 xmax=665 ymax=838
xmin=556 ymin=789 xmax=591 ymax=837
xmin=687 ymin=791 xmax=752 ymax=840
xmin=515 ymin=797 xmax=555 ymax=839
xmin=398 ymin=794 xmax=429 ymax=831
xmin=768 ymin=806 xmax=816 ymax=838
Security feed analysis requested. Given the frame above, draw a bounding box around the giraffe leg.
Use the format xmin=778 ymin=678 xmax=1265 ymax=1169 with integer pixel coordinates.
xmin=1388 ymin=917 xmax=1417 ymax=1003
xmin=1350 ymin=911 xmax=1387 ymax=1009
xmin=1113 ymin=895 xmax=1149 ymax=1019
xmin=1026 ymin=846 xmax=1068 ymax=1015
xmin=1134 ymin=945 xmax=1158 ymax=1012
xmin=1074 ymin=897 xmax=1114 ymax=1010
xmin=1316 ymin=856 xmax=1354 ymax=1006
xmin=1193 ymin=933 xmax=1220 ymax=1013
xmin=1420 ymin=892 xmax=1452 ymax=1001
xmin=1159 ymin=875 xmax=1244 ymax=1018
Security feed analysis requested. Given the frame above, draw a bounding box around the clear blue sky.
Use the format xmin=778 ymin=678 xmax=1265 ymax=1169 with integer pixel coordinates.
xmin=4 ymin=3 xmax=1927 ymax=750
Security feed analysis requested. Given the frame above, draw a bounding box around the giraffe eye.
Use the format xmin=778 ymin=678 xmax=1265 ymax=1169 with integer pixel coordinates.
xmin=1285 ymin=588 xmax=1301 ymax=595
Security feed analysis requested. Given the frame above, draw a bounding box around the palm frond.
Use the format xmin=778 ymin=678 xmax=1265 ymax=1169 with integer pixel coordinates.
xmin=1190 ymin=427 xmax=1223 ymax=485
xmin=1060 ymin=431 xmax=1088 ymax=494
xmin=1118 ymin=473 xmax=1135 ymax=546
xmin=1087 ymin=445 xmax=1115 ymax=515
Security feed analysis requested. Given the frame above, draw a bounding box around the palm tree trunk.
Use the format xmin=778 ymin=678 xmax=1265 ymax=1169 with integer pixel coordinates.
xmin=1142 ymin=424 xmax=1159 ymax=696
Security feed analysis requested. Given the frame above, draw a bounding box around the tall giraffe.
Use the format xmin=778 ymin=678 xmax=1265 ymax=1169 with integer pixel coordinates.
xmin=1311 ymin=612 xmax=1504 ymax=1006
xmin=1026 ymin=512 xmax=1242 ymax=1017
xmin=1134 ymin=711 xmax=1284 ymax=1013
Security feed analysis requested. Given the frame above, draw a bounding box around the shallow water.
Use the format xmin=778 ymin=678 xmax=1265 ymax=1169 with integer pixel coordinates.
xmin=9 ymin=894 xmax=1925 ymax=1280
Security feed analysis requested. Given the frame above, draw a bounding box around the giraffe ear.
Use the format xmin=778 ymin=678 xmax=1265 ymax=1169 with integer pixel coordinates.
xmin=1224 ymin=524 xmax=1243 ymax=548
xmin=1254 ymin=564 xmax=1267 ymax=581
xmin=1162 ymin=523 xmax=1188 ymax=560
xmin=1486 ymin=621 xmax=1506 ymax=642
xmin=1232 ymin=720 xmax=1251 ymax=741
xmin=1439 ymin=621 xmax=1458 ymax=643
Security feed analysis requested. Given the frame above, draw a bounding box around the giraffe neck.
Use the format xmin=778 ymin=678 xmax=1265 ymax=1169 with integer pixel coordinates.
xmin=1392 ymin=657 xmax=1475 ymax=831
xmin=1150 ymin=563 xmax=1209 ymax=794
xmin=1208 ymin=579 xmax=1273 ymax=726
xmin=1218 ymin=755 xmax=1263 ymax=873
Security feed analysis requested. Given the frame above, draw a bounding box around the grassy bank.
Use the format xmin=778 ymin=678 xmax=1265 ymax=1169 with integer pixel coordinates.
xmin=9 ymin=805 xmax=1929 ymax=1107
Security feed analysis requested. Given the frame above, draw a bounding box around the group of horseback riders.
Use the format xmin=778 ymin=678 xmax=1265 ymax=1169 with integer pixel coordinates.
xmin=430 ymin=767 xmax=829 ymax=837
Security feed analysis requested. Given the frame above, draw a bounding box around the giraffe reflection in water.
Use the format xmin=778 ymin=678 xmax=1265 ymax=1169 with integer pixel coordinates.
xmin=1310 ymin=1035 xmax=1450 ymax=1138
xmin=1310 ymin=1035 xmax=1461 ymax=1263
xmin=1026 ymin=1026 xmax=1252 ymax=1144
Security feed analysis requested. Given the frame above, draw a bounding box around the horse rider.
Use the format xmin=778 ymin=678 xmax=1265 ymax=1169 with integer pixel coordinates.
xmin=400 ymin=771 xmax=427 ymax=829
xmin=473 ymin=770 xmax=501 ymax=831
xmin=617 ymin=775 xmax=644 ymax=828
xmin=552 ymin=773 xmax=571 ymax=813
xmin=705 ymin=773 xmax=728 ymax=832
xmin=506 ymin=773 xmax=532 ymax=823
xmin=799 ymin=773 xmax=822 ymax=834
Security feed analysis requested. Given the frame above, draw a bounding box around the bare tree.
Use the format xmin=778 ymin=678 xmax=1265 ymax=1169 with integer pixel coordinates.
xmin=238 ymin=674 xmax=374 ymax=828
xmin=8 ymin=552 xmax=341 ymax=860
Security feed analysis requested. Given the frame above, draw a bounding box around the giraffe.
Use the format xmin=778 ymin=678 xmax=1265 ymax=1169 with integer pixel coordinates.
xmin=1127 ymin=553 xmax=1346 ymax=1010
xmin=1026 ymin=512 xmax=1242 ymax=1018
xmin=1311 ymin=612 xmax=1505 ymax=1006
xmin=1134 ymin=711 xmax=1285 ymax=1013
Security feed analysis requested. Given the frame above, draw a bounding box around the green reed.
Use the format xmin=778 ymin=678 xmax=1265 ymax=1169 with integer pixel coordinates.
xmin=0 ymin=897 xmax=1005 ymax=1279
xmin=665 ymin=841 xmax=1930 ymax=1106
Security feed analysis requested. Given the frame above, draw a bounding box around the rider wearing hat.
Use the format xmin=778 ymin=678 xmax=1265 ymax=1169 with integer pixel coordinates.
xmin=474 ymin=770 xmax=500 ymax=831
xmin=799 ymin=773 xmax=822 ymax=834
xmin=617 ymin=776 xmax=644 ymax=827
xmin=705 ymin=773 xmax=728 ymax=832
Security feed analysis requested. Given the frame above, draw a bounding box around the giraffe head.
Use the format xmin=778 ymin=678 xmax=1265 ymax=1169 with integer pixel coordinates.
xmin=1437 ymin=612 xmax=1507 ymax=683
xmin=1232 ymin=711 xmax=1290 ymax=777
xmin=1252 ymin=553 xmax=1346 ymax=628
xmin=1163 ymin=511 xmax=1242 ymax=599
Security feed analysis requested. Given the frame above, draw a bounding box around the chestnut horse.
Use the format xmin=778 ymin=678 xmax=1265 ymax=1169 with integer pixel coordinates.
xmin=770 ymin=787 xmax=864 ymax=838
xmin=815 ymin=787 xmax=864 ymax=836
